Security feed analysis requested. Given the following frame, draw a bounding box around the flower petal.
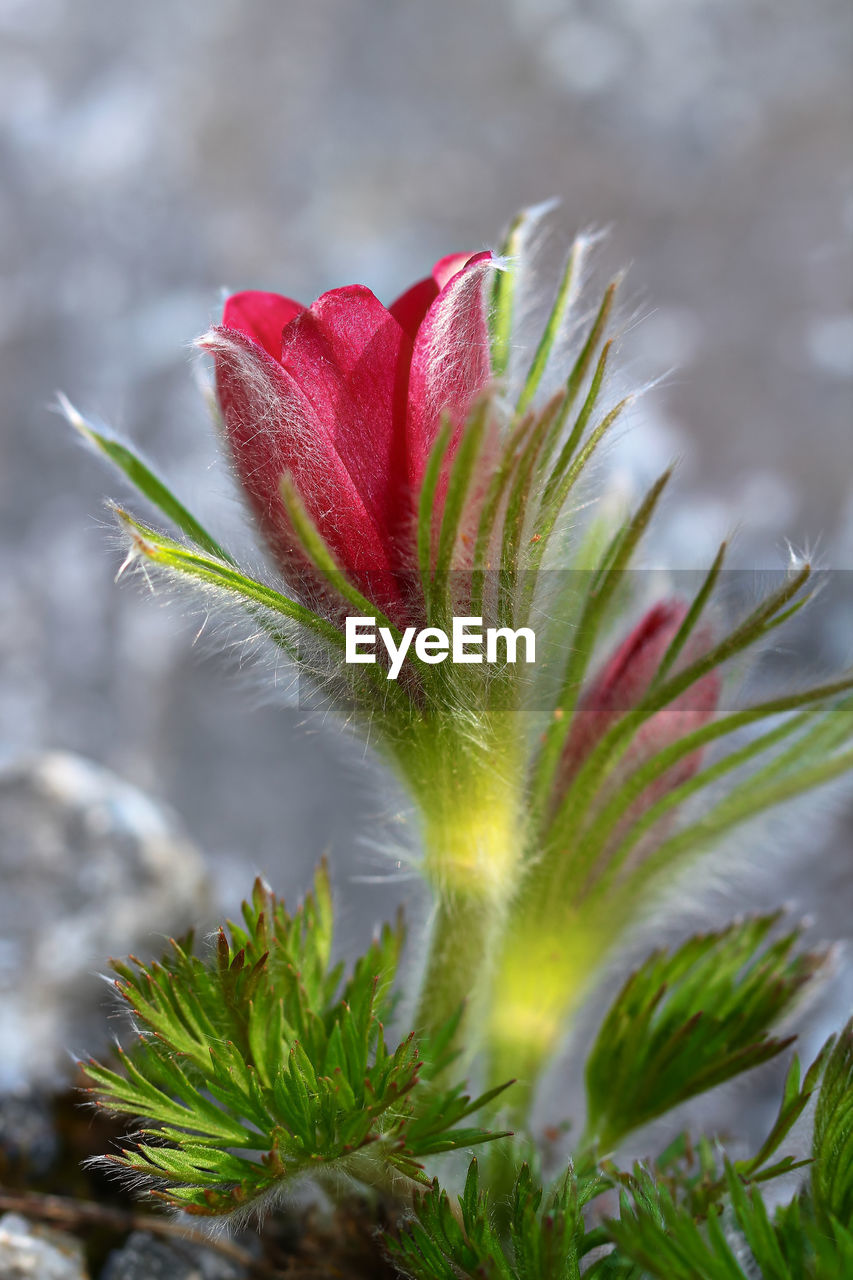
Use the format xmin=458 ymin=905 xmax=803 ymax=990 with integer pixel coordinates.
xmin=208 ymin=322 xmax=404 ymax=614
xmin=389 ymin=252 xmax=479 ymax=341
xmin=590 ymin=601 xmax=687 ymax=715
xmin=222 ymin=291 xmax=304 ymax=361
xmin=404 ymin=251 xmax=496 ymax=491
xmin=280 ymin=285 xmax=412 ymax=548
xmin=389 ymin=277 xmax=439 ymax=342
xmin=432 ymin=251 xmax=480 ymax=290
xmin=561 ymin=600 xmax=721 ymax=786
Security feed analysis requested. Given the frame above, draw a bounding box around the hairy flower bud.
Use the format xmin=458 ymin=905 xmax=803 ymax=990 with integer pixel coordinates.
xmin=205 ymin=252 xmax=495 ymax=623
xmin=559 ymin=599 xmax=721 ymax=824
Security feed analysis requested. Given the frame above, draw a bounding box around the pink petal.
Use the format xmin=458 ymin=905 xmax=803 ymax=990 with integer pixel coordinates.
xmin=561 ymin=600 xmax=720 ymax=786
xmin=405 ymin=250 xmax=496 ymax=492
xmin=280 ymin=285 xmax=412 ymax=544
xmin=432 ymin=252 xmax=479 ymax=290
xmin=222 ymin=291 xmax=304 ymax=361
xmin=389 ymin=277 xmax=439 ymax=342
xmin=589 ymin=601 xmax=687 ymax=716
xmin=389 ymin=252 xmax=487 ymax=344
xmin=553 ymin=598 xmax=722 ymax=876
xmin=210 ymin=322 xmax=405 ymax=614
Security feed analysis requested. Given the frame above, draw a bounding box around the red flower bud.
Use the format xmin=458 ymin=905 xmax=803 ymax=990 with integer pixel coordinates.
xmin=205 ymin=252 xmax=495 ymax=620
xmin=559 ymin=600 xmax=721 ymax=830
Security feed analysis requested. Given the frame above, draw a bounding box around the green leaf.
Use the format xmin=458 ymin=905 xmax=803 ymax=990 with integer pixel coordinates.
xmin=499 ymin=392 xmax=565 ymax=625
xmin=541 ymin=320 xmax=618 ymax=510
xmin=416 ymin=415 xmax=453 ymax=623
xmin=573 ymin=685 xmax=853 ymax=903
xmin=733 ymin=1043 xmax=826 ymax=1185
xmin=529 ymin=469 xmax=673 ymax=826
xmin=112 ymin=506 xmax=408 ymax=705
xmin=515 ymin=235 xmax=587 ymax=416
xmin=60 ymin=395 xmax=233 ymax=563
xmin=812 ymin=1018 xmax=853 ymax=1229
xmin=82 ymin=869 xmax=506 ymax=1216
xmin=389 ymin=1157 xmax=601 ymax=1280
xmin=605 ymin=1158 xmax=853 ymax=1280
xmin=583 ymin=916 xmax=824 ymax=1152
xmin=490 ymin=210 xmax=527 ymax=378
xmin=646 ymin=1036 xmax=834 ymax=1222
xmin=626 ymin=706 xmax=853 ymax=900
xmin=470 ymin=410 xmax=538 ymax=618
xmin=542 ymin=559 xmax=818 ymax=868
xmin=433 ymin=398 xmax=490 ymax=624
xmin=651 ymin=541 xmax=727 ymax=688
xmin=519 ymin=327 xmax=626 ymax=625
xmin=279 ymin=473 xmax=412 ymax=658
xmin=114 ymin=506 xmax=344 ymax=649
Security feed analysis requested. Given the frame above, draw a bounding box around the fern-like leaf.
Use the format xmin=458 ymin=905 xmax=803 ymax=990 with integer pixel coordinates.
xmin=584 ymin=914 xmax=825 ymax=1151
xmin=82 ymin=867 xmax=509 ymax=1216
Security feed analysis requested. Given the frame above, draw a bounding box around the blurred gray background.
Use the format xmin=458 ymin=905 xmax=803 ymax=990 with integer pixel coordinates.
xmin=1 ymin=0 xmax=852 ymax=1111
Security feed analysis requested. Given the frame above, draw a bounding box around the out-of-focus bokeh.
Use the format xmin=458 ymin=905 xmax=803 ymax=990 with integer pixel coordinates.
xmin=0 ymin=0 xmax=851 ymax=1096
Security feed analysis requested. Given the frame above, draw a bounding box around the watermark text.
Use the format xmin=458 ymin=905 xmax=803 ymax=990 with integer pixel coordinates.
xmin=345 ymin=616 xmax=536 ymax=680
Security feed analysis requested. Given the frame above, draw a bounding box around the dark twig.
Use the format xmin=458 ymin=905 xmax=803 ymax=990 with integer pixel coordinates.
xmin=0 ymin=1188 xmax=296 ymax=1278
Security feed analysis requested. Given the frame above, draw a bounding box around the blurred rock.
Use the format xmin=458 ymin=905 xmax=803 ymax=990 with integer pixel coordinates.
xmin=0 ymin=751 xmax=211 ymax=1089
xmin=100 ymin=1230 xmax=246 ymax=1280
xmin=0 ymin=1090 xmax=58 ymax=1178
xmin=0 ymin=1213 xmax=89 ymax=1280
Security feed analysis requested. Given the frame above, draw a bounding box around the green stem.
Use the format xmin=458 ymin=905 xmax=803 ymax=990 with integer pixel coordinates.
xmin=409 ymin=742 xmax=524 ymax=1060
xmin=415 ymin=889 xmax=501 ymax=1051
xmin=484 ymin=903 xmax=620 ymax=1125
xmin=320 ymin=1145 xmax=427 ymax=1204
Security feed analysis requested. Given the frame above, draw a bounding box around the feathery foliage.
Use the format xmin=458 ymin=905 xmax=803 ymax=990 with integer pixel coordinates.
xmin=82 ymin=866 xmax=509 ymax=1216
xmin=584 ymin=914 xmax=826 ymax=1151
xmin=390 ymin=1157 xmax=606 ymax=1280
xmin=394 ymin=1020 xmax=853 ymax=1280
xmin=605 ymin=1161 xmax=853 ymax=1279
xmin=600 ymin=1022 xmax=853 ymax=1279
xmin=811 ymin=1019 xmax=853 ymax=1229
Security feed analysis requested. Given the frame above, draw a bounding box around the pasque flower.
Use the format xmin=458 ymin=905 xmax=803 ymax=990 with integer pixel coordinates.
xmin=66 ymin=204 xmax=853 ymax=1117
xmin=64 ymin=201 xmax=853 ymax=1240
xmin=205 ymin=251 xmax=495 ymax=623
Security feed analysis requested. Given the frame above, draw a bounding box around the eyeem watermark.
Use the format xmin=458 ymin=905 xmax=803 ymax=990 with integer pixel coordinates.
xmin=345 ymin=616 xmax=536 ymax=680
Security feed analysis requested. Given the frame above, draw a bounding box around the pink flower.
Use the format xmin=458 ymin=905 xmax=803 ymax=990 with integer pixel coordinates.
xmin=205 ymin=252 xmax=495 ymax=622
xmin=560 ymin=600 xmax=721 ymax=830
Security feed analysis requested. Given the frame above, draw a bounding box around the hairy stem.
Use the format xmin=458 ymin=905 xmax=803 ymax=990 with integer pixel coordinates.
xmin=410 ymin=744 xmax=523 ymax=1061
xmin=484 ymin=907 xmax=614 ymax=1124
xmin=415 ymin=888 xmax=502 ymax=1052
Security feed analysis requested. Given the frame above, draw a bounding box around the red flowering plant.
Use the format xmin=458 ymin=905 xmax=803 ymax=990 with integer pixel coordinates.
xmin=64 ymin=208 xmax=853 ymax=1267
